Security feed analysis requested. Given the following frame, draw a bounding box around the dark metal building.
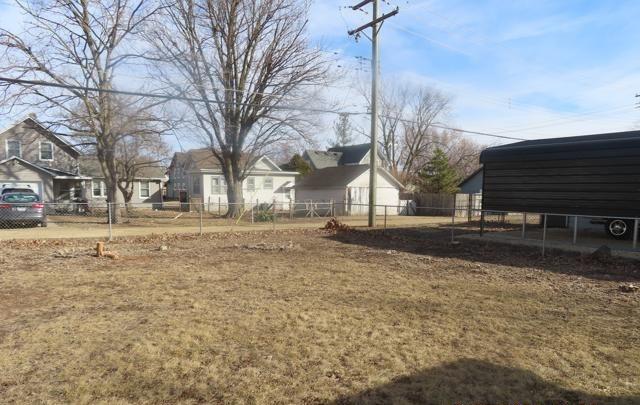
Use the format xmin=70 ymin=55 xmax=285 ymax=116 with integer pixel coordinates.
xmin=479 ymin=131 xmax=640 ymax=218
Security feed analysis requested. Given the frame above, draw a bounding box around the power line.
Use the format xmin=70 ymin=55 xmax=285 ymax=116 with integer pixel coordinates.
xmin=0 ymin=76 xmax=356 ymax=116
xmin=0 ymin=75 xmax=526 ymax=141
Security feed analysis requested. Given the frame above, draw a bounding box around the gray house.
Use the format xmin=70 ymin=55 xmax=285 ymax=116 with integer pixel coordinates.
xmin=0 ymin=116 xmax=164 ymax=205
xmin=0 ymin=116 xmax=88 ymax=201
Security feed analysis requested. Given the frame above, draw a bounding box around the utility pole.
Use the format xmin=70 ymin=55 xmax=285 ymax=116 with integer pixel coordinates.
xmin=348 ymin=0 xmax=398 ymax=227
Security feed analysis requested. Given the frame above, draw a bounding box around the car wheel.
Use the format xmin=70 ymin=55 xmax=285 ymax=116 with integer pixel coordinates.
xmin=606 ymin=219 xmax=632 ymax=239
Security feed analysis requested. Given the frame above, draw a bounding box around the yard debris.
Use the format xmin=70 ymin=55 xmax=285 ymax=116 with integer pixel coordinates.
xmin=619 ymin=283 xmax=639 ymax=293
xmin=322 ymin=217 xmax=350 ymax=232
xmin=236 ymin=241 xmax=298 ymax=251
xmin=94 ymin=242 xmax=119 ymax=260
xmin=590 ymin=245 xmax=612 ymax=263
xmin=53 ymin=248 xmax=79 ymax=258
xmin=157 ymin=245 xmax=168 ymax=252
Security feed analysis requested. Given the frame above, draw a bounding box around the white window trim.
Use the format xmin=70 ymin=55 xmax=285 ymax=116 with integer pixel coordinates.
xmin=211 ymin=176 xmax=227 ymax=195
xmin=39 ymin=141 xmax=54 ymax=161
xmin=5 ymin=139 xmax=21 ymax=158
xmin=263 ymin=176 xmax=273 ymax=190
xmin=139 ymin=180 xmax=151 ymax=199
xmin=246 ymin=176 xmax=255 ymax=192
xmin=92 ymin=180 xmax=106 ymax=198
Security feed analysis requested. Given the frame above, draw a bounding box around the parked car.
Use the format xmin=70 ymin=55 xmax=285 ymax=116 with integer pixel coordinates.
xmin=0 ymin=192 xmax=47 ymax=228
xmin=1 ymin=187 xmax=34 ymax=195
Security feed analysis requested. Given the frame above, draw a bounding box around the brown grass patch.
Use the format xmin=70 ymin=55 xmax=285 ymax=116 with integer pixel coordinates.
xmin=0 ymin=228 xmax=638 ymax=404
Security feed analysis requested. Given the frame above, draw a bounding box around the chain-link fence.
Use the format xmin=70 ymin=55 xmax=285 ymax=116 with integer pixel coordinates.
xmin=0 ymin=198 xmax=637 ymax=258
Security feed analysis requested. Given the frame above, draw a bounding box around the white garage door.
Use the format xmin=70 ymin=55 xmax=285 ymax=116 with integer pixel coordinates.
xmin=0 ymin=181 xmax=42 ymax=197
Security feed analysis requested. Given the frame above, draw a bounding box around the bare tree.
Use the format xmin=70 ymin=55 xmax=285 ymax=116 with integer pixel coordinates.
xmin=113 ymin=111 xmax=171 ymax=205
xmin=0 ymin=0 xmax=160 ymax=222
xmin=435 ymin=130 xmax=484 ymax=179
xmin=361 ymin=82 xmax=450 ymax=183
xmin=330 ymin=113 xmax=354 ymax=147
xmin=147 ymin=0 xmax=327 ymax=216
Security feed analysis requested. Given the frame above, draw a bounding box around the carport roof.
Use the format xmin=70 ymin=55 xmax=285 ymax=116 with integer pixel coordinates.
xmin=480 ymin=130 xmax=640 ymax=163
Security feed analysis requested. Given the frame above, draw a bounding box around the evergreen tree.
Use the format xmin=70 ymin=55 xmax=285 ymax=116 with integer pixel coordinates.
xmin=418 ymin=148 xmax=460 ymax=193
xmin=281 ymin=154 xmax=312 ymax=176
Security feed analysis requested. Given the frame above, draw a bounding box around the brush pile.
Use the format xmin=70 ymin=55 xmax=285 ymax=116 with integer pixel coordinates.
xmin=322 ymin=217 xmax=350 ymax=232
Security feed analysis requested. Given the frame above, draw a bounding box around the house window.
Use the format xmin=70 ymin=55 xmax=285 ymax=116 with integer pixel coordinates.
xmin=6 ymin=140 xmax=20 ymax=158
xmin=192 ymin=175 xmax=201 ymax=194
xmin=92 ymin=180 xmax=106 ymax=197
xmin=139 ymin=181 xmax=150 ymax=198
xmin=211 ymin=176 xmax=227 ymax=194
xmin=39 ymin=142 xmax=53 ymax=161
xmin=246 ymin=177 xmax=255 ymax=192
xmin=263 ymin=177 xmax=273 ymax=190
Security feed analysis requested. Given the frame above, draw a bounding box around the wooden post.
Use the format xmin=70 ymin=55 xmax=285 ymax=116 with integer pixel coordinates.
xmin=96 ymin=241 xmax=105 ymax=257
xmin=467 ymin=193 xmax=472 ymax=222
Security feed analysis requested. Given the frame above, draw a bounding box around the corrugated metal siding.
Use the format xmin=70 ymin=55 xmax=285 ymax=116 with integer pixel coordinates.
xmin=480 ymin=134 xmax=640 ymax=217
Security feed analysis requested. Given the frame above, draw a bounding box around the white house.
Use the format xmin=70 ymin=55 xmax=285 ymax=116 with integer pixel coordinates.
xmin=167 ymin=148 xmax=298 ymax=207
xmin=295 ymin=165 xmax=403 ymax=215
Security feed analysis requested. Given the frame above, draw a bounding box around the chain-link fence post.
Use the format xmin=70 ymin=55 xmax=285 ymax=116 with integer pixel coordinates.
xmin=199 ymin=202 xmax=203 ymax=236
xmin=383 ymin=205 xmax=387 ymax=234
xmin=542 ymin=214 xmax=548 ymax=257
xmin=450 ymin=206 xmax=455 ymax=243
xmin=272 ymin=199 xmax=276 ymax=231
xmin=107 ymin=202 xmax=113 ymax=241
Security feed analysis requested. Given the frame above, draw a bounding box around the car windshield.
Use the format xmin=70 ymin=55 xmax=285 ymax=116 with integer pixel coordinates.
xmin=2 ymin=194 xmax=40 ymax=203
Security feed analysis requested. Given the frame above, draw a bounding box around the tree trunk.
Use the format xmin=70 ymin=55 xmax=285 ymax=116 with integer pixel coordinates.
xmin=105 ymin=174 xmax=120 ymax=224
xmin=226 ymin=178 xmax=244 ymax=218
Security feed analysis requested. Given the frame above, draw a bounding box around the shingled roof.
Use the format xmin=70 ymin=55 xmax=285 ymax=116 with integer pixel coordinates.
xmin=295 ymin=165 xmax=369 ymax=188
xmin=328 ymin=143 xmax=371 ymax=165
xmin=79 ymin=156 xmax=166 ymax=179
xmin=303 ymin=150 xmax=342 ymax=169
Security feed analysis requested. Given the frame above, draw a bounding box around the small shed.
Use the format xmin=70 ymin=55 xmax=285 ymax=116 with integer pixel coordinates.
xmin=479 ymin=131 xmax=640 ymax=218
xmin=458 ymin=167 xmax=483 ymax=194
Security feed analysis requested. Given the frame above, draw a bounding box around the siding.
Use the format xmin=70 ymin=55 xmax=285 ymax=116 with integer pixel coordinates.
xmin=0 ymin=162 xmax=53 ymax=201
xmin=0 ymin=119 xmax=78 ymax=172
xmin=480 ymin=133 xmax=640 ymax=217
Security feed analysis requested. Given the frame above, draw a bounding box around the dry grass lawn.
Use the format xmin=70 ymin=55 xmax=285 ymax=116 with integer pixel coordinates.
xmin=0 ymin=227 xmax=639 ymax=404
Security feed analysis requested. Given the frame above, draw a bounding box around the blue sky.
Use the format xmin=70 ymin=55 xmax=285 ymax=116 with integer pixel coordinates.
xmin=309 ymin=0 xmax=640 ymax=145
xmin=1 ymin=0 xmax=640 ymax=148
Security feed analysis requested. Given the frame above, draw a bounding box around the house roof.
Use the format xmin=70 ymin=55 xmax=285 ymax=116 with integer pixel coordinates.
xmin=480 ymin=130 xmax=640 ymax=163
xmin=0 ymin=156 xmax=90 ymax=179
xmin=179 ymin=148 xmax=292 ymax=173
xmin=295 ymin=164 xmax=404 ymax=189
xmin=458 ymin=166 xmax=483 ymax=187
xmin=328 ymin=143 xmax=371 ymax=165
xmin=303 ymin=150 xmax=342 ymax=169
xmin=79 ymin=156 xmax=166 ymax=179
xmin=0 ymin=116 xmax=80 ymax=158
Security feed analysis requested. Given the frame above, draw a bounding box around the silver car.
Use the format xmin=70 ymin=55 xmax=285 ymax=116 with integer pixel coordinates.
xmin=0 ymin=192 xmax=47 ymax=228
